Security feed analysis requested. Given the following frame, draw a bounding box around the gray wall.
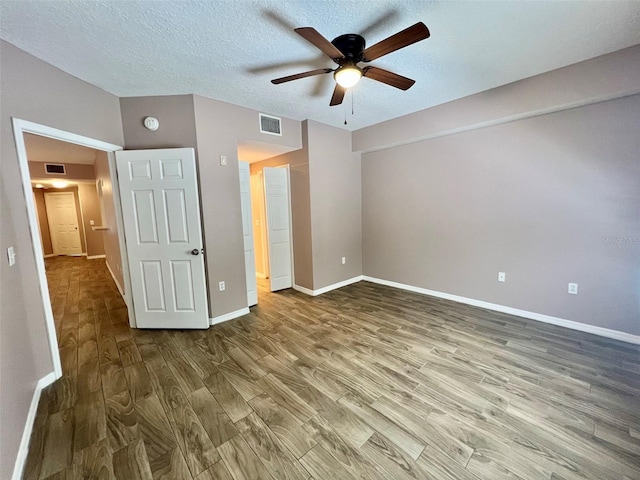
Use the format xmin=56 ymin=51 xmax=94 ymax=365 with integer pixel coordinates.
xmin=307 ymin=120 xmax=362 ymax=289
xmin=94 ymin=152 xmax=124 ymax=289
xmin=77 ymin=182 xmax=105 ymax=258
xmin=120 ymin=94 xmax=303 ymax=317
xmin=251 ymin=124 xmax=314 ymax=290
xmin=28 ymin=160 xmax=105 ymax=258
xmin=354 ymin=45 xmax=640 ymax=153
xmin=358 ymin=47 xmax=640 ymax=336
xmin=28 ymin=161 xmax=96 ymax=180
xmin=0 ymin=40 xmax=123 ymax=478
xmin=193 ymin=95 xmax=302 ymax=315
xmin=33 ymin=188 xmax=54 ymax=254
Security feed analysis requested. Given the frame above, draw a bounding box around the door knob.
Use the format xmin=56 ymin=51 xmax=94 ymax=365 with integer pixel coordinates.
xmin=190 ymin=249 xmax=200 ymax=256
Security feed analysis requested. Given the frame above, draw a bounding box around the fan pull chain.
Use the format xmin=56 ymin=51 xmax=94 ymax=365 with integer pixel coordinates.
xmin=352 ymin=89 xmax=355 ymax=116
xmin=344 ymin=89 xmax=356 ymax=126
xmin=344 ymin=99 xmax=347 ymax=125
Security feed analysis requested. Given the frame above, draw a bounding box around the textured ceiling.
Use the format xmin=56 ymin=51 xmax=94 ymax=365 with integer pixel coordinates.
xmin=2 ymin=1 xmax=639 ymax=131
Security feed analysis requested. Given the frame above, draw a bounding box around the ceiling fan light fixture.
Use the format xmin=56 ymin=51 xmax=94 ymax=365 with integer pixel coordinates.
xmin=334 ymin=65 xmax=362 ymax=88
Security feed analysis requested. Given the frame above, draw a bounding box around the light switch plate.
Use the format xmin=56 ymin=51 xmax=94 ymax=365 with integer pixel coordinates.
xmin=7 ymin=246 xmax=16 ymax=267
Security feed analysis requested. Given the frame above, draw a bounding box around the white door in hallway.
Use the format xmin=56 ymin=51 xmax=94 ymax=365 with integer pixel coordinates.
xmin=116 ymin=148 xmax=209 ymax=329
xmin=264 ymin=166 xmax=292 ymax=291
xmin=239 ymin=162 xmax=257 ymax=306
xmin=44 ymin=192 xmax=82 ymax=256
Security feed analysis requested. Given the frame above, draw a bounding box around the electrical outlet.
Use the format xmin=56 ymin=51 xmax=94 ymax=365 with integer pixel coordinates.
xmin=220 ymin=155 xmax=227 ymax=166
xmin=90 ymin=219 xmax=95 ymax=225
xmin=568 ymin=283 xmax=578 ymax=295
xmin=219 ymin=281 xmax=226 ymax=292
xmin=498 ymin=272 xmax=506 ymax=282
xmin=341 ymin=257 xmax=346 ymax=265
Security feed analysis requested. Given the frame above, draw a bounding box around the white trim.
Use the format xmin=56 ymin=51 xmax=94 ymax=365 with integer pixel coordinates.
xmin=256 ymin=272 xmax=267 ymax=279
xmin=11 ymin=372 xmax=56 ymax=480
xmin=210 ymin=307 xmax=250 ymax=326
xmin=356 ymin=90 xmax=640 ymax=155
xmin=105 ymin=260 xmax=125 ymax=299
xmin=14 ymin=119 xmax=122 ymax=152
xmin=294 ymin=275 xmax=364 ymax=297
xmin=87 ymin=254 xmax=106 ymax=260
xmin=43 ymin=253 xmax=57 ymax=258
xmin=13 ymin=118 xmax=123 ymax=380
xmin=292 ymin=284 xmax=314 ymax=296
xmin=363 ymin=276 xmax=640 ymax=346
xmin=109 ymin=151 xmax=136 ymax=328
xmin=13 ymin=120 xmax=62 ymax=378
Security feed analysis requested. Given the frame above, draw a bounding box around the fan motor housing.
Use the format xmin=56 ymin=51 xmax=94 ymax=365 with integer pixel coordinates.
xmin=331 ymin=34 xmax=366 ymax=63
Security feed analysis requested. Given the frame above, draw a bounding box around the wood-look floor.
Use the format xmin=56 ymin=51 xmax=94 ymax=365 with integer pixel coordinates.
xmin=24 ymin=256 xmax=640 ymax=480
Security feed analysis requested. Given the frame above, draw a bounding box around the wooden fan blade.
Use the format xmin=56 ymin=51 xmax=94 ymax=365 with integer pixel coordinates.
xmin=271 ymin=68 xmax=333 ymax=84
xmin=330 ymin=84 xmax=346 ymax=106
xmin=363 ymin=66 xmax=415 ymax=90
xmin=362 ymin=22 xmax=430 ymax=62
xmin=295 ymin=27 xmax=345 ymax=60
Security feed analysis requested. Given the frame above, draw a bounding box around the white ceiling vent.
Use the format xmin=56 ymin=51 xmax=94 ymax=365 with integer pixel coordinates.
xmin=259 ymin=113 xmax=282 ymax=136
xmin=45 ymin=163 xmax=66 ymax=175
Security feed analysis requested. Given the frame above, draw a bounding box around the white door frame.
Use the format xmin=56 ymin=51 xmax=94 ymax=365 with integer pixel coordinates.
xmin=12 ymin=118 xmax=124 ymax=379
xmin=238 ymin=161 xmax=257 ymax=306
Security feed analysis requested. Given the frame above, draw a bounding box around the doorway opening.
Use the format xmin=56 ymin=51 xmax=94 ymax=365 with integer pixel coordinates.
xmin=13 ymin=119 xmax=125 ymax=378
xmin=237 ymin=140 xmax=297 ymax=305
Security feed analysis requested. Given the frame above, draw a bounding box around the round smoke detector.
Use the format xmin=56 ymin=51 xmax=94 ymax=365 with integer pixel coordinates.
xmin=143 ymin=116 xmax=159 ymax=131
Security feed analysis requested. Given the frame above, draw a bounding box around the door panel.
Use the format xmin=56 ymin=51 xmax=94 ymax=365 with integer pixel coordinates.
xmin=170 ymin=261 xmax=195 ymax=311
xmin=239 ymin=162 xmax=257 ymax=306
xmin=263 ymin=167 xmax=292 ymax=291
xmin=141 ymin=261 xmax=165 ymax=311
xmin=132 ymin=190 xmax=159 ymax=244
xmin=116 ymin=148 xmax=209 ymax=329
xmin=163 ymin=190 xmax=189 ymax=243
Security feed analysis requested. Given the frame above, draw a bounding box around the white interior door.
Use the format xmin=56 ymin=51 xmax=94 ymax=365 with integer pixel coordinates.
xmin=116 ymin=148 xmax=209 ymax=329
xmin=239 ymin=162 xmax=257 ymax=306
xmin=264 ymin=166 xmax=292 ymax=291
xmin=44 ymin=192 xmax=82 ymax=256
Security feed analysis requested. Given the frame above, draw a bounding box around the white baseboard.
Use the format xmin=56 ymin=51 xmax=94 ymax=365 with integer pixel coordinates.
xmin=210 ymin=307 xmax=250 ymax=326
xmin=87 ymin=254 xmax=106 ymax=260
xmin=12 ymin=372 xmax=57 ymax=480
xmin=105 ymin=260 xmax=125 ymax=300
xmin=292 ymin=284 xmax=314 ymax=296
xmin=294 ymin=275 xmax=364 ymax=297
xmin=43 ymin=253 xmax=56 ymax=258
xmin=363 ymin=276 xmax=640 ymax=345
xmin=256 ymin=272 xmax=267 ymax=279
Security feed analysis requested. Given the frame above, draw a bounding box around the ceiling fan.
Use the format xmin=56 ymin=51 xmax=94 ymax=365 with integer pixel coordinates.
xmin=271 ymin=22 xmax=430 ymax=106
